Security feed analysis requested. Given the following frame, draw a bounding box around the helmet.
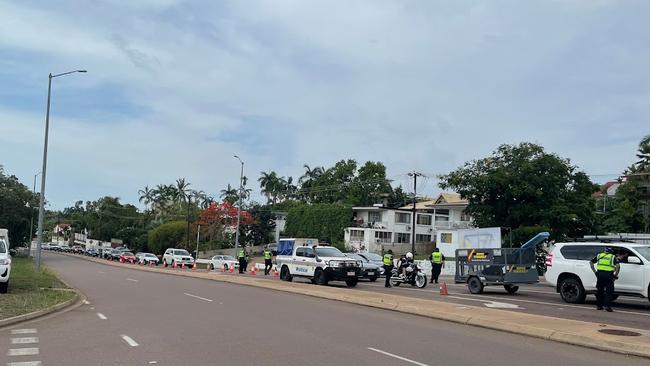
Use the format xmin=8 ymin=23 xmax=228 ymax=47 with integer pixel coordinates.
xmin=406 ymin=252 xmax=413 ymax=259
xmin=605 ymin=247 xmax=615 ymax=254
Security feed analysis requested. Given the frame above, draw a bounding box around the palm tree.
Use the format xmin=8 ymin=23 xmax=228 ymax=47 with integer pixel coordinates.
xmin=258 ymin=171 xmax=280 ymax=204
xmin=299 ymin=164 xmax=324 ymax=202
xmin=635 ymin=135 xmax=650 ymax=173
xmin=175 ymin=178 xmax=191 ymax=207
xmin=138 ymin=186 xmax=153 ymax=210
xmin=220 ymin=184 xmax=239 ymax=205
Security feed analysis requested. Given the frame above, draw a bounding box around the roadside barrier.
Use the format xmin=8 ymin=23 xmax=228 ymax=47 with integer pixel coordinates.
xmin=440 ymin=282 xmax=449 ymax=296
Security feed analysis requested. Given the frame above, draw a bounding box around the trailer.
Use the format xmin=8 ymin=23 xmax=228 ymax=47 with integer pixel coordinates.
xmin=454 ymin=232 xmax=550 ymax=294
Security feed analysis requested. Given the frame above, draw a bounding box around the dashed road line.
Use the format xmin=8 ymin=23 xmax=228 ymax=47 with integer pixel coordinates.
xmin=7 ymin=361 xmax=43 ymax=366
xmin=97 ymin=312 xmax=108 ymax=320
xmin=121 ymin=334 xmax=139 ymax=347
xmin=83 ymin=300 xmax=91 ymax=305
xmin=127 ymin=278 xmax=139 ymax=282
xmin=10 ymin=329 xmax=37 ymax=335
xmin=367 ymin=347 xmax=429 ymax=366
xmin=183 ymin=292 xmax=213 ymax=302
xmin=11 ymin=337 xmax=39 ymax=344
xmin=7 ymin=348 xmax=39 ymax=356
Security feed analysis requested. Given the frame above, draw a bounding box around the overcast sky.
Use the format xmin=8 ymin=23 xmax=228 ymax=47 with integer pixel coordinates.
xmin=1 ymin=0 xmax=647 ymax=209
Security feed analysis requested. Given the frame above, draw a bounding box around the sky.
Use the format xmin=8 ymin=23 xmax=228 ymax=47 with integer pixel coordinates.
xmin=1 ymin=0 xmax=648 ymax=210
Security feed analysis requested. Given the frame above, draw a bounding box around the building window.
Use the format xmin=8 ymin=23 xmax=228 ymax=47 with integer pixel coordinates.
xmin=460 ymin=211 xmax=471 ymax=222
xmin=368 ymin=211 xmax=382 ymax=223
xmin=396 ymin=233 xmax=411 ymax=243
xmin=395 ymin=212 xmax=411 ymax=224
xmin=349 ymin=230 xmax=364 ymax=242
xmin=440 ymin=233 xmax=453 ymax=244
xmin=374 ymin=231 xmax=392 ymax=243
xmin=416 ymin=234 xmax=432 ymax=243
xmin=417 ymin=214 xmax=432 ymax=225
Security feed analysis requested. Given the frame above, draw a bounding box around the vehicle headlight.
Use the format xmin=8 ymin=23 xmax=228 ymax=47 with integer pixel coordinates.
xmin=0 ymin=258 xmax=11 ymax=265
xmin=325 ymin=260 xmax=331 ymax=266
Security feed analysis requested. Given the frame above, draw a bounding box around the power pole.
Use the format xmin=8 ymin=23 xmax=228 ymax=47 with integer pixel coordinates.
xmin=408 ymin=172 xmax=423 ymax=255
xmin=186 ymin=196 xmax=191 ymax=249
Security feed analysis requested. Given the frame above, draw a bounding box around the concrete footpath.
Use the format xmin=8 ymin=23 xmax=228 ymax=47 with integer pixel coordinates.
xmin=65 ymin=254 xmax=650 ymax=358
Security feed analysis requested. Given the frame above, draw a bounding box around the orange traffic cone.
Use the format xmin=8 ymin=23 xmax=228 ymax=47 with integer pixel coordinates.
xmin=274 ymin=268 xmax=280 ymax=277
xmin=220 ymin=264 xmax=225 ymax=273
xmin=229 ymin=265 xmax=235 ymax=273
xmin=172 ymin=261 xmax=177 ymax=269
xmin=250 ymin=263 xmax=257 ymax=275
xmin=164 ymin=261 xmax=168 ymax=268
xmin=192 ymin=262 xmax=197 ymax=271
xmin=440 ymin=282 xmax=449 ymax=296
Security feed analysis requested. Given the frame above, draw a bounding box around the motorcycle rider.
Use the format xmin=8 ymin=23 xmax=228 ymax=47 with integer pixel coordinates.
xmin=398 ymin=252 xmax=414 ymax=279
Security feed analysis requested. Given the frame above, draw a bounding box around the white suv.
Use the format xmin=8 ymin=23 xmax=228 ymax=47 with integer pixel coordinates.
xmin=545 ymin=242 xmax=650 ymax=304
xmin=162 ymin=248 xmax=195 ymax=267
xmin=0 ymin=238 xmax=12 ymax=293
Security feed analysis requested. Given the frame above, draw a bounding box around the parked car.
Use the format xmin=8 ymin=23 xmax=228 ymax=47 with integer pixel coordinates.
xmin=136 ymin=252 xmax=160 ymax=265
xmin=71 ymin=245 xmax=84 ymax=254
xmin=276 ymin=243 xmax=361 ymax=287
xmin=208 ymin=255 xmax=239 ymax=271
xmin=108 ymin=249 xmax=123 ymax=261
xmin=59 ymin=244 xmax=71 ymax=253
xmin=545 ymin=241 xmax=650 ymax=304
xmin=85 ymin=248 xmax=99 ymax=257
xmin=346 ymin=253 xmax=381 ymax=281
xmin=162 ymin=248 xmax=195 ymax=267
xmin=42 ymin=243 xmax=51 ymax=250
xmin=357 ymin=252 xmax=385 ymax=275
xmin=118 ymin=252 xmax=137 ymax=264
xmin=0 ymin=235 xmax=12 ymax=293
xmin=49 ymin=244 xmax=61 ymax=252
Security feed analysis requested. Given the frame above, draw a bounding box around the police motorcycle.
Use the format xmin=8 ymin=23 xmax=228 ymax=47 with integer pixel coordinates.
xmin=389 ymin=253 xmax=427 ymax=288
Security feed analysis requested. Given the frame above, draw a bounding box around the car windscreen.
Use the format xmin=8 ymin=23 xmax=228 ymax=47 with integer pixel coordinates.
xmin=635 ymin=246 xmax=650 ymax=261
xmin=145 ymin=254 xmax=157 ymax=258
xmin=346 ymin=254 xmax=366 ymax=261
xmin=122 ymin=252 xmax=134 ymax=256
xmin=174 ymin=250 xmax=190 ymax=256
xmin=315 ymin=247 xmax=344 ymax=257
xmin=363 ymin=253 xmax=382 ymax=261
xmin=0 ymin=240 xmax=6 ymax=254
xmin=223 ymin=255 xmax=236 ymax=260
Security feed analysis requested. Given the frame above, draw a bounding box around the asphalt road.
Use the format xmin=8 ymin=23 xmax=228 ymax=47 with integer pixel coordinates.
xmin=1 ymin=253 xmax=648 ymax=366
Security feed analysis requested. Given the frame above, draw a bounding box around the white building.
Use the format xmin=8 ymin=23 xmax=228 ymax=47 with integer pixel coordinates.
xmin=344 ymin=193 xmax=472 ymax=253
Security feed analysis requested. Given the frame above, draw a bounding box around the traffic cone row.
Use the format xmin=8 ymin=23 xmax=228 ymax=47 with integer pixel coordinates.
xmin=439 ymin=281 xmax=449 ymax=296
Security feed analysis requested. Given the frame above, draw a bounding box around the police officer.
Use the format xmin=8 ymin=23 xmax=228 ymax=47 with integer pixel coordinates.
xmin=263 ymin=247 xmax=273 ymax=275
xmin=430 ymin=248 xmax=445 ymax=284
xmin=589 ymin=247 xmax=620 ymax=312
xmin=383 ymin=250 xmax=394 ymax=288
xmin=238 ymin=247 xmax=247 ymax=274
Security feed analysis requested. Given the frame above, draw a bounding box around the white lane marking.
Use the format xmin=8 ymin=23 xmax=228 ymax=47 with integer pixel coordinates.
xmin=97 ymin=313 xmax=108 ymax=320
xmin=127 ymin=278 xmax=139 ymax=282
xmin=367 ymin=347 xmax=429 ymax=366
xmin=98 ymin=271 xmax=105 ymax=274
xmin=449 ymin=293 xmax=650 ymax=317
xmin=7 ymin=361 xmax=43 ymax=366
xmin=183 ymin=292 xmax=213 ymax=302
xmin=10 ymin=329 xmax=37 ymax=335
xmin=11 ymin=337 xmax=38 ymax=344
xmin=121 ymin=335 xmax=139 ymax=347
xmin=7 ymin=348 xmax=39 ymax=356
xmin=148 ymin=361 xmax=158 ymax=364
xmin=83 ymin=300 xmax=91 ymax=305
xmin=447 ymin=295 xmax=522 ymax=309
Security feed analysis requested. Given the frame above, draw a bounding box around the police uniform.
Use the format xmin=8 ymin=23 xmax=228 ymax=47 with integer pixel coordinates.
xmin=263 ymin=249 xmax=273 ymax=275
xmin=430 ymin=250 xmax=445 ymax=284
xmin=238 ymin=249 xmax=247 ymax=274
xmin=590 ymin=251 xmax=619 ymax=311
xmin=383 ymin=253 xmax=394 ymax=288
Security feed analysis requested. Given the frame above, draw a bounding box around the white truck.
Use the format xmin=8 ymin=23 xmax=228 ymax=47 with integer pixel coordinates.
xmin=276 ymin=238 xmax=361 ymax=287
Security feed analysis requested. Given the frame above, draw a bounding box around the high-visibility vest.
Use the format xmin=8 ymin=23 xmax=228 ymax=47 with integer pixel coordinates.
xmin=596 ymin=252 xmax=615 ymax=272
xmin=383 ymin=254 xmax=393 ymax=266
xmin=264 ymin=250 xmax=272 ymax=260
xmin=431 ymin=252 xmax=443 ymax=264
xmin=238 ymin=249 xmax=245 ymax=259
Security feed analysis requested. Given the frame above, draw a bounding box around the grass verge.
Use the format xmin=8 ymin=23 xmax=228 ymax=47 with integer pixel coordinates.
xmin=0 ymin=257 xmax=76 ymax=320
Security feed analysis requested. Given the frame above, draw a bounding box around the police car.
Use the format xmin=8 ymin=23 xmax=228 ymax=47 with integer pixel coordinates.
xmin=276 ymin=239 xmax=361 ymax=287
xmin=545 ymin=241 xmax=650 ymax=304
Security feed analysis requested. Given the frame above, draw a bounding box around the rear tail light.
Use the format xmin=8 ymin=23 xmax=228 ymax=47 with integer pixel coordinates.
xmin=545 ymin=254 xmax=553 ymax=267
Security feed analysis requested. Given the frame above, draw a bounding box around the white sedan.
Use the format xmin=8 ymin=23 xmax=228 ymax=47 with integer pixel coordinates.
xmin=136 ymin=252 xmax=160 ymax=265
xmin=0 ymin=239 xmax=12 ymax=293
xmin=209 ymin=255 xmax=239 ymax=271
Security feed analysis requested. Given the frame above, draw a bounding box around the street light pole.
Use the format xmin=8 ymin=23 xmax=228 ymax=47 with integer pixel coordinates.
xmin=28 ymin=172 xmax=41 ymax=258
xmin=233 ymin=155 xmax=244 ymax=257
xmin=35 ymin=70 xmax=86 ymax=272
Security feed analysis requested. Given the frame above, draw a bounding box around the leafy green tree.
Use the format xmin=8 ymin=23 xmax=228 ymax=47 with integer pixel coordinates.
xmin=348 ymin=161 xmax=393 ymax=206
xmin=284 ymin=203 xmax=352 ymax=244
xmin=242 ymin=204 xmax=277 ymax=245
xmin=147 ymin=221 xmax=188 ymax=254
xmin=439 ymin=143 xmax=598 ymax=239
xmin=603 ymin=179 xmax=647 ymax=233
xmin=0 ymin=166 xmax=40 ymax=245
xmin=220 ymin=184 xmax=238 ymax=205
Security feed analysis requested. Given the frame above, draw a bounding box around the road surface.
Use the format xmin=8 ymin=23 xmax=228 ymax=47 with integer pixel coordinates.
xmin=1 ymin=253 xmax=647 ymax=365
